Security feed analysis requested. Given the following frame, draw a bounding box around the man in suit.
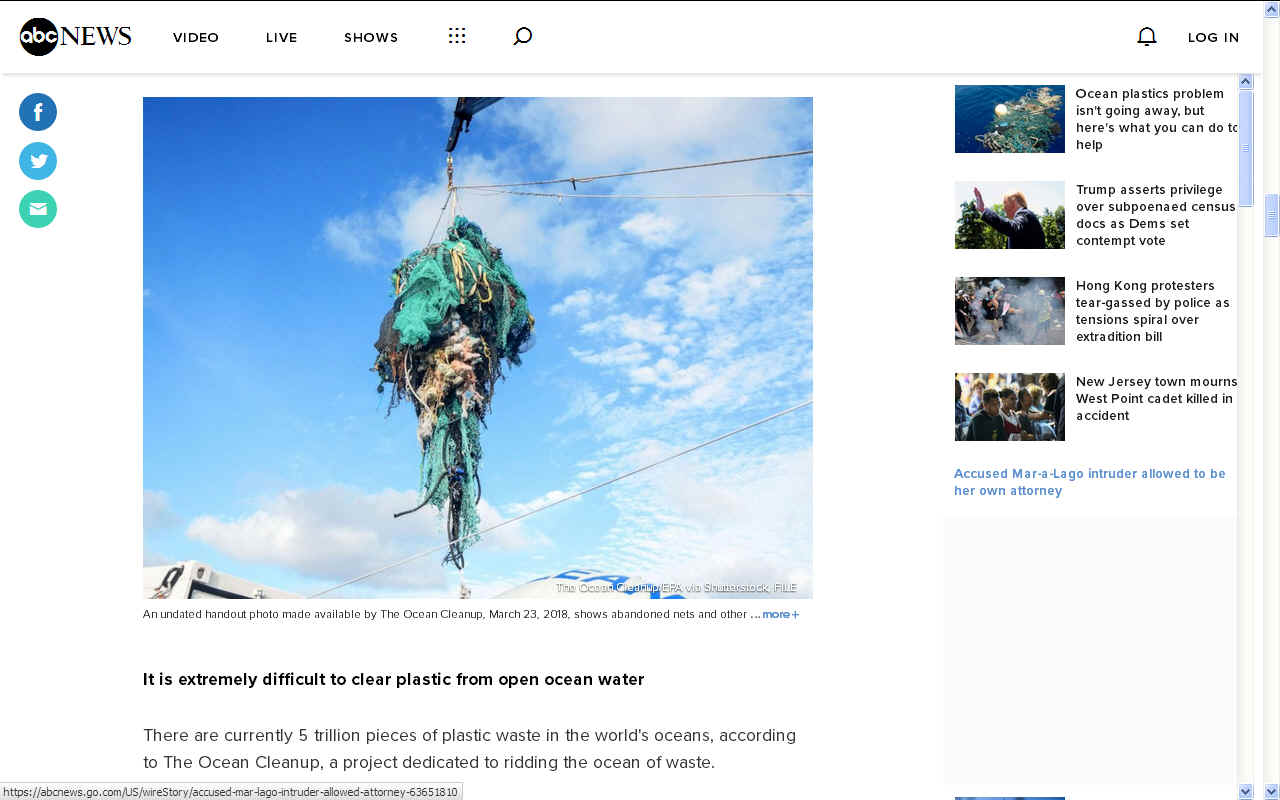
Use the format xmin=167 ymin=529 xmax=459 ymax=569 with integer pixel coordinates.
xmin=973 ymin=187 xmax=1046 ymax=249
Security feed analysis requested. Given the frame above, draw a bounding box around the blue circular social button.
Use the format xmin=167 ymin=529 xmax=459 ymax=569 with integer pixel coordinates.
xmin=19 ymin=93 xmax=57 ymax=131
xmin=19 ymin=142 xmax=57 ymax=180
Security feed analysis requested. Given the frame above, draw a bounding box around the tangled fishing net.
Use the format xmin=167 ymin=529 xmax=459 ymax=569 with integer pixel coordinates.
xmin=975 ymin=87 xmax=1064 ymax=153
xmin=372 ymin=216 xmax=534 ymax=567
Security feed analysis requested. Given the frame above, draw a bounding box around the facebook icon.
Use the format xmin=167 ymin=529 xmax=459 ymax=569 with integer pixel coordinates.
xmin=19 ymin=93 xmax=57 ymax=131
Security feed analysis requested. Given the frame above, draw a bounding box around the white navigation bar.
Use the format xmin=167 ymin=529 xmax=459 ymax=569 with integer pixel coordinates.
xmin=4 ymin=1 xmax=1267 ymax=75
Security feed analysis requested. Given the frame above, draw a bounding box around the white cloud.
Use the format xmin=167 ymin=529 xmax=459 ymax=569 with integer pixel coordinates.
xmin=625 ymin=358 xmax=712 ymax=391
xmin=551 ymin=288 xmax=616 ymax=318
xmin=490 ymin=99 xmax=812 ymax=265
xmin=674 ymin=257 xmax=766 ymax=319
xmin=493 ymin=99 xmax=805 ymax=178
xmin=580 ymin=313 xmax=676 ymax=348
xmin=620 ymin=212 xmax=679 ymax=247
xmin=322 ymin=158 xmax=641 ymax=282
xmin=143 ymin=549 xmax=174 ymax=567
xmin=553 ymin=389 xmax=621 ymax=425
xmin=502 ymin=488 xmax=581 ymax=519
xmin=322 ymin=213 xmax=383 ymax=265
xmin=569 ymin=342 xmax=649 ymax=367
xmin=643 ymin=274 xmax=676 ymax=299
xmin=475 ymin=498 xmax=553 ymax=553
xmin=185 ymin=485 xmax=547 ymax=592
xmin=617 ymin=315 xmax=674 ymax=345
xmin=571 ymin=298 xmax=810 ymax=440
xmin=322 ymin=99 xmax=811 ymax=283
xmin=627 ymin=366 xmax=659 ymax=385
xmin=550 ymin=446 xmax=813 ymax=597
xmin=144 ymin=490 xmax=183 ymax=531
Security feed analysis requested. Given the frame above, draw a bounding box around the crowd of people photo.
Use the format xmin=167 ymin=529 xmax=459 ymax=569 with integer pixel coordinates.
xmin=955 ymin=372 xmax=1065 ymax=441
xmin=955 ymin=277 xmax=1065 ymax=345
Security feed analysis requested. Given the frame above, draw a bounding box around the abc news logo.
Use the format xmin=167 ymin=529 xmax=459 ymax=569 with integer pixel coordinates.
xmin=19 ymin=17 xmax=133 ymax=56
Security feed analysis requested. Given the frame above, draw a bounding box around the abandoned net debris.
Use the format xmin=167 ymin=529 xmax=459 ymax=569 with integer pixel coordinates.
xmin=976 ymin=87 xmax=1064 ymax=153
xmin=372 ymin=215 xmax=534 ymax=568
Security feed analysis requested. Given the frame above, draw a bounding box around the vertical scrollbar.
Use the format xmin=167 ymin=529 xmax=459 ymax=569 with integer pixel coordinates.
xmin=1242 ymin=76 xmax=1255 ymax=207
xmin=1264 ymin=4 xmax=1280 ymax=799
xmin=1239 ymin=69 xmax=1258 ymax=800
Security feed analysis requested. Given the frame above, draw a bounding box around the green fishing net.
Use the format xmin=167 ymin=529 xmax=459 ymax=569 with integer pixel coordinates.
xmin=418 ymin=403 xmax=483 ymax=541
xmin=372 ymin=216 xmax=534 ymax=564
xmin=975 ymin=87 xmax=1064 ymax=153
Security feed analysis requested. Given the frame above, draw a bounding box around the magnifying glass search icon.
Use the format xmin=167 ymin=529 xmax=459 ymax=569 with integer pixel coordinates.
xmin=513 ymin=26 xmax=532 ymax=45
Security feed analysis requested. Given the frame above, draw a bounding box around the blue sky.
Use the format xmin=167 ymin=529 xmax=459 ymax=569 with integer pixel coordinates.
xmin=954 ymin=181 xmax=1064 ymax=211
xmin=143 ymin=97 xmax=813 ymax=598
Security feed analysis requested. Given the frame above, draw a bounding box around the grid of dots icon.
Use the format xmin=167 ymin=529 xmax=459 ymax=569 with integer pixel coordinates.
xmin=448 ymin=27 xmax=466 ymax=44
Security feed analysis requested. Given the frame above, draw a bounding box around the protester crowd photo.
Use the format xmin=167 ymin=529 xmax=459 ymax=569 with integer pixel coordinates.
xmin=955 ymin=373 xmax=1064 ymax=441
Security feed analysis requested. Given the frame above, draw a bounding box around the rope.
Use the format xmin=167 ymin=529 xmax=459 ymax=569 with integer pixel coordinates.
xmin=396 ymin=466 xmax=451 ymax=519
xmin=150 ymin=564 xmax=185 ymax=599
xmin=450 ymin=244 xmax=482 ymax=299
xmin=453 ymin=150 xmax=813 ymax=191
xmin=446 ymin=154 xmax=457 ymax=221
xmin=425 ymin=189 xmax=452 ymax=247
xmin=465 ymin=189 xmax=812 ymax=200
xmin=307 ymin=398 xmax=813 ymax=598
xmin=425 ymin=149 xmax=811 ymax=242
xmin=403 ymin=348 xmax=416 ymax=403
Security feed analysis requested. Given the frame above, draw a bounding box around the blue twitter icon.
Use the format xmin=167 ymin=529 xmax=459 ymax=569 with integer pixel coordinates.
xmin=20 ymin=142 xmax=57 ymax=180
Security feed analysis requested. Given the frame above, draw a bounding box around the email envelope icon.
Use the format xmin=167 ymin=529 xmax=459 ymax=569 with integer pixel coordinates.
xmin=28 ymin=202 xmax=49 ymax=216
